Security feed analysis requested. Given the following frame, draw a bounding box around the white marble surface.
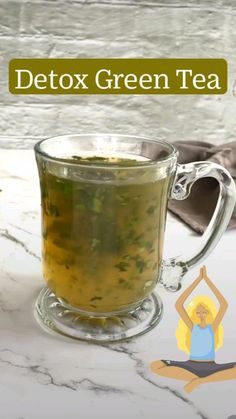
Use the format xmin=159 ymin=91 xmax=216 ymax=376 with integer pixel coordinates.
xmin=0 ymin=149 xmax=236 ymax=419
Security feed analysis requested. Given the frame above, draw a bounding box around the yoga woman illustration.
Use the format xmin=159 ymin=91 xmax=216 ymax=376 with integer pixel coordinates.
xmin=150 ymin=266 xmax=236 ymax=393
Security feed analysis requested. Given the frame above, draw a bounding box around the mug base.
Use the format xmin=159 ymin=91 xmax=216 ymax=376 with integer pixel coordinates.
xmin=35 ymin=287 xmax=163 ymax=343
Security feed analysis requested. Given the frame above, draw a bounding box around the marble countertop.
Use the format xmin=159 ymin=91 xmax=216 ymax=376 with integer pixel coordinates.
xmin=0 ymin=149 xmax=236 ymax=419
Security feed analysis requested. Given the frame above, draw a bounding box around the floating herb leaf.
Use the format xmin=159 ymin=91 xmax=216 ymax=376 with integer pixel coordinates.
xmin=115 ymin=261 xmax=130 ymax=272
xmin=122 ymin=255 xmax=131 ymax=261
xmin=132 ymin=234 xmax=143 ymax=245
xmin=118 ymin=278 xmax=133 ymax=289
xmin=147 ymin=205 xmax=156 ymax=215
xmin=90 ymin=296 xmax=103 ymax=301
xmin=135 ymin=257 xmax=148 ymax=273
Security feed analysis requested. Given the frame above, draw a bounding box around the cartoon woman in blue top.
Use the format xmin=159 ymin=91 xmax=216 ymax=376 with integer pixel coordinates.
xmin=150 ymin=266 xmax=236 ymax=393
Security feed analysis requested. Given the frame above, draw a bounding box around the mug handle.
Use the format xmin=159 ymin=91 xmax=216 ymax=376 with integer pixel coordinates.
xmin=161 ymin=161 xmax=236 ymax=291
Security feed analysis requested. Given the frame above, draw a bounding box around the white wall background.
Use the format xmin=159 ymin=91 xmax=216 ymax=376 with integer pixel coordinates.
xmin=0 ymin=0 xmax=236 ymax=148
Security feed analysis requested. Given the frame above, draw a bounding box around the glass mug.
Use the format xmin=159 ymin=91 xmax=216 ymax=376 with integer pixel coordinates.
xmin=34 ymin=134 xmax=236 ymax=342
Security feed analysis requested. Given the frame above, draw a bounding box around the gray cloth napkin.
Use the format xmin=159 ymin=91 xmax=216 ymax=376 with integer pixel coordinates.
xmin=168 ymin=141 xmax=236 ymax=234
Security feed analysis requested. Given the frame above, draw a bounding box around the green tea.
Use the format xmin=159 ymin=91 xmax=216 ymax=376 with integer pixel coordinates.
xmin=40 ymin=156 xmax=172 ymax=313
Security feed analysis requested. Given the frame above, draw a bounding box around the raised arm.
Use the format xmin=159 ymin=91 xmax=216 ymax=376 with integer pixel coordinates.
xmin=202 ymin=266 xmax=228 ymax=332
xmin=175 ymin=267 xmax=203 ymax=331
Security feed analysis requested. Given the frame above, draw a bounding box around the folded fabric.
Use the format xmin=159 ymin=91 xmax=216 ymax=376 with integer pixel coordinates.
xmin=168 ymin=141 xmax=236 ymax=234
